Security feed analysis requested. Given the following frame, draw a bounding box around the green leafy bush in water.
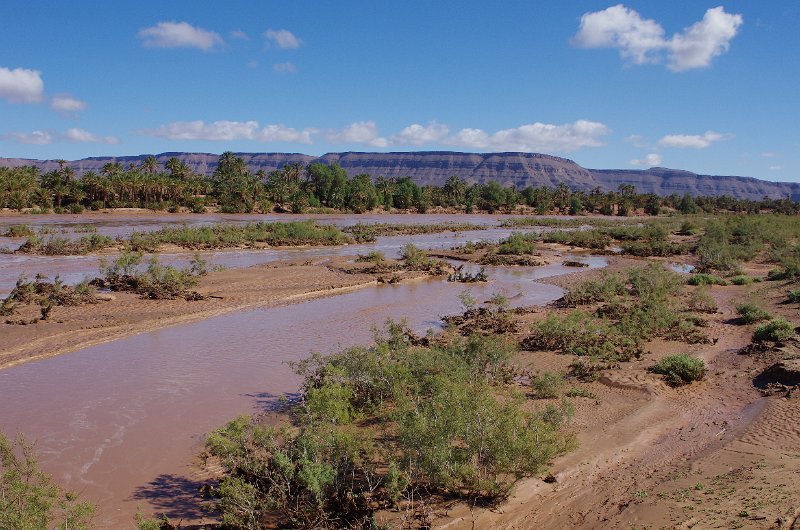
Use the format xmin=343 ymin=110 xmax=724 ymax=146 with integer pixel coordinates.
xmin=2 ymin=224 xmax=35 ymax=237
xmin=97 ymin=250 xmax=204 ymax=300
xmin=753 ymin=318 xmax=796 ymax=343
xmin=497 ymin=233 xmax=537 ymax=255
xmin=736 ymin=303 xmax=771 ymax=325
xmin=205 ymin=324 xmax=576 ymax=528
xmin=0 ymin=432 xmax=94 ymax=529
xmin=651 ymin=354 xmax=707 ymax=386
xmin=16 ymin=233 xmax=114 ymax=255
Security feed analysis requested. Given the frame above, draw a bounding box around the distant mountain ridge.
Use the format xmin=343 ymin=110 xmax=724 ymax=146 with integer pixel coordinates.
xmin=2 ymin=151 xmax=798 ymax=201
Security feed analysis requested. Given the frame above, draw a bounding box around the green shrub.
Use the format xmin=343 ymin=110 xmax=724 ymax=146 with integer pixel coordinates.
xmin=565 ymin=386 xmax=596 ymax=398
xmin=355 ymin=251 xmax=386 ymax=264
xmin=497 ymin=233 xmax=537 ymax=255
xmin=688 ymin=273 xmax=727 ymax=286
xmin=560 ymin=271 xmax=626 ymax=306
xmin=530 ymin=372 xmax=564 ymax=399
xmin=651 ymin=354 xmax=707 ymax=386
xmin=736 ymin=303 xmax=771 ymax=324
xmin=788 ymin=290 xmax=800 ymax=303
xmin=687 ymin=287 xmax=718 ymax=313
xmin=206 ymin=325 xmax=576 ymax=527
xmin=2 ymin=224 xmax=35 ymax=237
xmin=0 ymin=432 xmax=94 ymax=529
xmin=753 ymin=318 xmax=796 ymax=343
xmin=730 ymin=275 xmax=753 ymax=285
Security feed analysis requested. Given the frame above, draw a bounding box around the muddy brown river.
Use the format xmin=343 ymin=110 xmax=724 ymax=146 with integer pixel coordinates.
xmin=0 ymin=215 xmax=606 ymax=526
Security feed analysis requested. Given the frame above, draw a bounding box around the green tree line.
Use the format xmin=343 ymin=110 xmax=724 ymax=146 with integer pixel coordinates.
xmin=1 ymin=152 xmax=797 ymax=215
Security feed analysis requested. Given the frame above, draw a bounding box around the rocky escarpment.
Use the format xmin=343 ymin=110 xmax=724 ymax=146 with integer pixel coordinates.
xmin=2 ymin=151 xmax=798 ymax=201
xmin=590 ymin=167 xmax=800 ymax=201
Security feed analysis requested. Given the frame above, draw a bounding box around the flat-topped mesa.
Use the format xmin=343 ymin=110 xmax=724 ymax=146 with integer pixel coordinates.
xmin=2 ymin=151 xmax=798 ymax=201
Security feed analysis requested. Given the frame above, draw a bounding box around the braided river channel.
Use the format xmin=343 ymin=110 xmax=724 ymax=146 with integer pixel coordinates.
xmin=0 ymin=214 xmax=606 ymax=526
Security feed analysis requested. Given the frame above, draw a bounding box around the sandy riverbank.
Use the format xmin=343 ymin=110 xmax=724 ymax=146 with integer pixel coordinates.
xmin=430 ymin=258 xmax=800 ymax=529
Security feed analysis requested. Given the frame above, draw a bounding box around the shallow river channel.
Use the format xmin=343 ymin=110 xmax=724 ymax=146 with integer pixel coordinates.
xmin=0 ymin=215 xmax=605 ymax=526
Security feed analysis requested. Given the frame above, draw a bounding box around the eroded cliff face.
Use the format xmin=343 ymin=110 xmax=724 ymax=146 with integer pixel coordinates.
xmin=2 ymin=151 xmax=798 ymax=200
xmin=589 ymin=168 xmax=800 ymax=201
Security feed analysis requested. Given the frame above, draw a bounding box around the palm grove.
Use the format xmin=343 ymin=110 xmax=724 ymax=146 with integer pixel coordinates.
xmin=1 ymin=152 xmax=798 ymax=215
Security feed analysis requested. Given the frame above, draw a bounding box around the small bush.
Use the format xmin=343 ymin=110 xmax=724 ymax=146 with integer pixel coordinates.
xmin=651 ymin=354 xmax=707 ymax=386
xmin=497 ymin=233 xmax=537 ymax=255
xmin=2 ymin=224 xmax=35 ymax=237
xmin=736 ymin=303 xmax=770 ymax=324
xmin=730 ymin=275 xmax=752 ymax=285
xmin=788 ymin=290 xmax=800 ymax=303
xmin=355 ymin=251 xmax=386 ymax=264
xmin=565 ymin=386 xmax=596 ymax=399
xmin=530 ymin=372 xmax=564 ymax=399
xmin=688 ymin=273 xmax=727 ymax=286
xmin=752 ymin=318 xmax=796 ymax=343
xmin=687 ymin=287 xmax=717 ymax=313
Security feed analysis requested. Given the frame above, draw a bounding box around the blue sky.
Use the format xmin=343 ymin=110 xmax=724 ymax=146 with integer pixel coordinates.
xmin=1 ymin=1 xmax=798 ymax=182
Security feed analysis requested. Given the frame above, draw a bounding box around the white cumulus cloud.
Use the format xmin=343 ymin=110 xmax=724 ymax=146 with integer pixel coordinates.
xmin=573 ymin=5 xmax=743 ymax=71
xmin=141 ymin=120 xmax=315 ymax=144
xmin=630 ymin=153 xmax=662 ymax=166
xmin=64 ymin=128 xmax=119 ymax=144
xmin=257 ymin=124 xmax=315 ymax=144
xmin=264 ymin=29 xmax=301 ymax=49
xmin=668 ymin=7 xmax=743 ymax=71
xmin=658 ymin=130 xmax=730 ymax=149
xmin=138 ymin=21 xmax=224 ymax=51
xmin=443 ymin=120 xmax=611 ymax=153
xmin=390 ymin=122 xmax=450 ymax=146
xmin=327 ymin=121 xmax=388 ymax=148
xmin=143 ymin=120 xmax=260 ymax=140
xmin=50 ymin=94 xmax=87 ymax=115
xmin=0 ymin=67 xmax=44 ymax=103
xmin=573 ymin=4 xmax=665 ymax=64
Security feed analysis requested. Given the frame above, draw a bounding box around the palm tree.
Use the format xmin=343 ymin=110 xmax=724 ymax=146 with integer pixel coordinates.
xmin=142 ymin=155 xmax=159 ymax=175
